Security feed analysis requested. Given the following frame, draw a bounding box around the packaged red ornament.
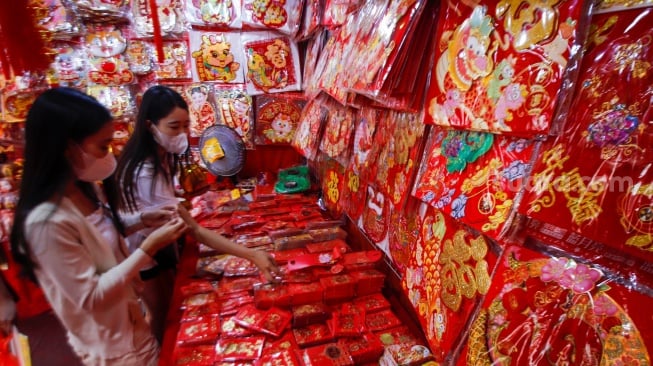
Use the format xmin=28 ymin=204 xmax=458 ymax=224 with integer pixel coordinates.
xmin=366 ymin=309 xmax=402 ymax=332
xmin=292 ymin=94 xmax=328 ymax=161
xmin=288 ymin=282 xmax=324 ymax=306
xmin=299 ymin=343 xmax=355 ymax=366
xmin=338 ymin=332 xmax=385 ymax=364
xmin=176 ymin=316 xmax=221 ymax=346
xmin=254 ymin=93 xmax=306 ymax=145
xmin=253 ymin=283 xmax=291 ymax=309
xmin=241 ymin=32 xmax=302 ymax=95
xmin=216 ymin=336 xmax=266 ymax=361
xmin=292 ymin=323 xmax=334 ymax=348
xmin=354 ymin=293 xmax=391 ymax=314
xmin=292 ymin=302 xmax=331 ymax=328
xmin=351 ymin=269 xmax=385 ymax=296
xmin=320 ymin=274 xmax=356 ymax=304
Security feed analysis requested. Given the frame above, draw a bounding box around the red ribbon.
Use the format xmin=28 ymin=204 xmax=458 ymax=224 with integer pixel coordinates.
xmin=148 ymin=0 xmax=165 ymax=63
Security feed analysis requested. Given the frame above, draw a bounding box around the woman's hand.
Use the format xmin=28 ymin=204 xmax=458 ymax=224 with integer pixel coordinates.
xmin=140 ymin=205 xmax=177 ymax=228
xmin=140 ymin=218 xmax=187 ymax=257
xmin=248 ymin=250 xmax=281 ymax=283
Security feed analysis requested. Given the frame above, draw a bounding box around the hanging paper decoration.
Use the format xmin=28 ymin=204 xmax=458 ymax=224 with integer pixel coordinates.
xmin=241 ymin=32 xmax=301 ymax=95
xmin=241 ymin=0 xmax=303 ymax=36
xmin=372 ymin=110 xmax=425 ymax=207
xmin=387 ymin=197 xmax=421 ymax=276
xmin=360 ymin=184 xmax=390 ymax=244
xmin=85 ymin=24 xmax=135 ymax=86
xmin=111 ymin=120 xmax=132 ymax=155
xmin=86 ymin=85 xmax=136 ymax=121
xmin=413 ymin=126 xmax=536 ymax=240
xmin=459 ymin=245 xmax=652 ymax=365
xmin=322 ymin=0 xmax=360 ymax=28
xmin=296 ymin=0 xmax=323 ymax=41
xmin=318 ymin=99 xmax=355 ymax=167
xmin=49 ymin=43 xmax=88 ymax=88
xmin=302 ymin=30 xmax=327 ymax=97
xmin=214 ymin=86 xmax=254 ymax=149
xmin=339 ymin=165 xmax=366 ymax=222
xmin=132 ymin=0 xmax=184 ymax=38
xmin=424 ymin=1 xmax=590 ymax=136
xmin=320 ymin=157 xmax=345 ymax=217
xmin=350 ymin=106 xmax=380 ymax=178
xmin=254 ymin=93 xmax=306 ymax=145
xmin=154 ymin=40 xmax=191 ymax=80
xmin=291 ymin=94 xmax=327 ymax=161
xmin=189 ymin=31 xmax=244 ymax=83
xmin=1 ymin=89 xmax=42 ymax=123
xmin=403 ymin=203 xmax=499 ymax=363
xmin=125 ymin=40 xmax=153 ymax=75
xmin=39 ymin=0 xmax=80 ymax=39
xmin=185 ymin=83 xmax=217 ymax=138
xmin=183 ymin=0 xmax=242 ymax=29
xmin=520 ymin=7 xmax=653 ymax=287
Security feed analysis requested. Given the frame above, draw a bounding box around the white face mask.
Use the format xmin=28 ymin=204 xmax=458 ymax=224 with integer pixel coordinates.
xmin=72 ymin=146 xmax=117 ymax=182
xmin=151 ymin=124 xmax=188 ymax=154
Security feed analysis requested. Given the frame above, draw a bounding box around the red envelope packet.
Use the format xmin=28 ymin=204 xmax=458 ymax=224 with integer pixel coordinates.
xmin=233 ymin=304 xmax=267 ymax=330
xmin=262 ymin=331 xmax=298 ymax=356
xmin=288 ymin=282 xmax=324 ymax=306
xmin=338 ymin=333 xmax=385 ymax=364
xmin=221 ymin=316 xmax=256 ymax=338
xmin=319 ymin=274 xmax=356 ymax=303
xmin=176 ymin=316 xmax=221 ymax=346
xmin=215 ymin=336 xmax=266 ymax=361
xmin=330 ymin=310 xmax=366 ymax=338
xmin=180 ymin=302 xmax=221 ymax=323
xmin=292 ymin=323 xmax=334 ymax=348
xmin=292 ymin=302 xmax=331 ymax=328
xmin=218 ymin=276 xmax=262 ymax=295
xmin=366 ymin=309 xmax=402 ymax=332
xmin=299 ymin=343 xmax=355 ymax=366
xmin=350 ymin=269 xmax=385 ymax=296
xmin=252 ymin=307 xmax=293 ymax=338
xmin=255 ymin=350 xmax=301 ymax=366
xmin=179 ymin=281 xmax=215 ymax=297
xmin=253 ymin=283 xmax=291 ymax=309
xmin=354 ymin=293 xmax=391 ymax=314
xmin=172 ymin=344 xmax=215 ymax=366
xmin=272 ymin=248 xmax=308 ymax=265
xmin=219 ymin=295 xmax=255 ymax=317
xmin=305 ymin=239 xmax=351 ymax=254
xmin=181 ymin=292 xmax=218 ymax=310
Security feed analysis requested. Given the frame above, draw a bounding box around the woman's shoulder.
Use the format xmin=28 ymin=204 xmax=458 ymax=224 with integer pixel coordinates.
xmin=25 ymin=199 xmax=78 ymax=227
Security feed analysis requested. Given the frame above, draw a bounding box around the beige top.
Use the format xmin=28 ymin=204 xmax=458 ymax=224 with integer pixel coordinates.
xmin=25 ymin=197 xmax=153 ymax=359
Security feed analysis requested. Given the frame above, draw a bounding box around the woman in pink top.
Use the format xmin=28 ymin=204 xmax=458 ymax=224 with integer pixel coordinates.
xmin=10 ymin=88 xmax=187 ymax=366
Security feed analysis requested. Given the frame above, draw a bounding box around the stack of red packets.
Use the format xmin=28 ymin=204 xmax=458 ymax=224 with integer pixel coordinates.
xmin=168 ymin=192 xmax=435 ymax=365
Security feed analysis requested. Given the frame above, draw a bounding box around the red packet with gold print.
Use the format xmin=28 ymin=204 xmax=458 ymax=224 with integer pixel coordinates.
xmin=255 ymin=350 xmax=301 ymax=366
xmin=300 ymin=343 xmax=355 ymax=366
xmin=176 ymin=316 xmax=221 ymax=346
xmin=457 ymin=245 xmax=653 ymax=365
xmin=172 ymin=344 xmax=215 ymax=366
xmin=293 ymin=323 xmax=334 ymax=348
xmin=424 ymin=0 xmax=591 ymax=137
xmin=252 ymin=307 xmax=293 ymax=337
xmin=216 ymin=336 xmax=266 ymax=361
xmin=221 ymin=316 xmax=256 ymax=338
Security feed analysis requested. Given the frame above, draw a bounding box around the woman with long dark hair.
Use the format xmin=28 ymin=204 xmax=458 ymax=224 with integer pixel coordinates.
xmin=116 ymin=85 xmax=280 ymax=341
xmin=10 ymin=87 xmax=187 ymax=365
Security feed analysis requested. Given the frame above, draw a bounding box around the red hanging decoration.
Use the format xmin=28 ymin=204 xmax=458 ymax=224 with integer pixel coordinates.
xmin=0 ymin=0 xmax=52 ymax=75
xmin=148 ymin=0 xmax=165 ymax=63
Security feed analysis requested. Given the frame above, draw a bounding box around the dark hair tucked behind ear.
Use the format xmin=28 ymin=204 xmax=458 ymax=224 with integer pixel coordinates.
xmin=115 ymin=85 xmax=188 ymax=212
xmin=10 ymin=87 xmax=115 ymax=281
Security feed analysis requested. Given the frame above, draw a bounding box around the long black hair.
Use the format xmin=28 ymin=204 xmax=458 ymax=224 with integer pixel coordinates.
xmin=115 ymin=85 xmax=188 ymax=212
xmin=10 ymin=87 xmax=123 ymax=282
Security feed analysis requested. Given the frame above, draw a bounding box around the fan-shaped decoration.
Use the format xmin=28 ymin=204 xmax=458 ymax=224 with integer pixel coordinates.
xmin=199 ymin=124 xmax=246 ymax=176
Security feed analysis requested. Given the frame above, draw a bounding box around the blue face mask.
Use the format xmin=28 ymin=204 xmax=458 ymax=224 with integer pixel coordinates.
xmin=151 ymin=125 xmax=188 ymax=154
